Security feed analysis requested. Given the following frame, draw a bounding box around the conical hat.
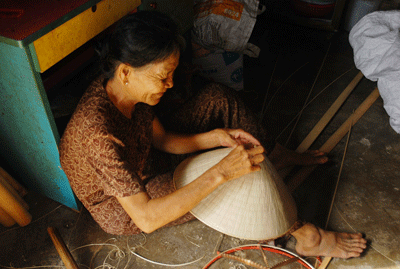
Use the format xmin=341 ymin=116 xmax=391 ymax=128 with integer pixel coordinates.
xmin=173 ymin=147 xmax=298 ymax=240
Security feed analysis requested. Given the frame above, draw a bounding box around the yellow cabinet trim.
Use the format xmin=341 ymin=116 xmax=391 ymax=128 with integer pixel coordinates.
xmin=34 ymin=0 xmax=141 ymax=73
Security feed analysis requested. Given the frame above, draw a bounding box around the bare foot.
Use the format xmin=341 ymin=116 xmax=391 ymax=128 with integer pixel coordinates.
xmin=268 ymin=143 xmax=328 ymax=170
xmin=291 ymin=223 xmax=367 ymax=258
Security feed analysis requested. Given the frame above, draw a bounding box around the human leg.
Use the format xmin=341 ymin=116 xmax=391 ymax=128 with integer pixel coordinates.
xmin=164 ymin=82 xmax=327 ymax=170
xmin=268 ymin=143 xmax=328 ymax=170
xmin=291 ymin=222 xmax=367 ymax=258
xmin=163 ymin=82 xmax=276 ymax=154
xmin=163 ymin=84 xmax=365 ymax=258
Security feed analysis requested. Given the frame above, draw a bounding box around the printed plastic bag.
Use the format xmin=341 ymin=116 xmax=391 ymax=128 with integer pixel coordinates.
xmin=192 ymin=0 xmax=260 ymax=52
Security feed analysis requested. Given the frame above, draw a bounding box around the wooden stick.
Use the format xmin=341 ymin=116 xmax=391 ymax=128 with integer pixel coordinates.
xmin=0 ymin=167 xmax=28 ymax=197
xmin=0 ymin=206 xmax=16 ymax=227
xmin=0 ymin=181 xmax=32 ymax=226
xmin=47 ymin=227 xmax=80 ymax=269
xmin=320 ymin=87 xmax=379 ymax=152
xmin=287 ymin=87 xmax=380 ymax=192
xmin=214 ymin=233 xmax=224 ymax=254
xmin=318 ymin=257 xmax=332 ymax=269
xmin=278 ymin=72 xmax=364 ymax=181
xmin=0 ymin=173 xmax=29 ymax=210
xmin=296 ymin=71 xmax=364 ymax=153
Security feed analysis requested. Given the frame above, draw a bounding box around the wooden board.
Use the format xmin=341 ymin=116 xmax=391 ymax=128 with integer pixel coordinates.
xmin=33 ymin=0 xmax=141 ymax=72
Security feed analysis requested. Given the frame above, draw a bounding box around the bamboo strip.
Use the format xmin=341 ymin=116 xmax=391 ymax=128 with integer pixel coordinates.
xmin=0 ymin=181 xmax=32 ymax=227
xmin=48 ymin=227 xmax=80 ymax=269
xmin=287 ymin=87 xmax=380 ymax=193
xmin=0 ymin=173 xmax=29 ymax=210
xmin=296 ymin=71 xmax=364 ymax=153
xmin=0 ymin=206 xmax=16 ymax=227
xmin=0 ymin=167 xmax=28 ymax=197
xmin=285 ymin=43 xmax=332 ymax=147
xmin=325 ymin=125 xmax=352 ymax=230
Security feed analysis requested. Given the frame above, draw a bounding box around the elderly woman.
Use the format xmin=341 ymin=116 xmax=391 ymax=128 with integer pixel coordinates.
xmin=59 ymin=11 xmax=366 ymax=259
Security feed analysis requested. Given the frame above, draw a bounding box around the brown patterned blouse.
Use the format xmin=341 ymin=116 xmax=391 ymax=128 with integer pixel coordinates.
xmin=59 ymin=80 xmax=276 ymax=235
xmin=59 ymin=78 xmax=158 ymax=234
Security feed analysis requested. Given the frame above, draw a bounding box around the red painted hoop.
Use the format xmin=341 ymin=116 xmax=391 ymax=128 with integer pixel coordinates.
xmin=203 ymin=244 xmax=316 ymax=269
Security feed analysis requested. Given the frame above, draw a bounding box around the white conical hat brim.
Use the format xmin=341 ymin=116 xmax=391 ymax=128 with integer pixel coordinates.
xmin=173 ymin=147 xmax=298 ymax=240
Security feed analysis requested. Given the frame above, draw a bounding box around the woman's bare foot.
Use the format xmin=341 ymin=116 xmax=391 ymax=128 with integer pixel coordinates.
xmin=291 ymin=223 xmax=367 ymax=259
xmin=268 ymin=143 xmax=328 ymax=170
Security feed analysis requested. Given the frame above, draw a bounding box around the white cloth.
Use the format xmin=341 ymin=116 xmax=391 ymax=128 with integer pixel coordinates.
xmin=349 ymin=11 xmax=400 ymax=133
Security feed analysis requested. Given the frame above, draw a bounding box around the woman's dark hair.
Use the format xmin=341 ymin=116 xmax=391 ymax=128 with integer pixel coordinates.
xmin=95 ymin=11 xmax=183 ymax=80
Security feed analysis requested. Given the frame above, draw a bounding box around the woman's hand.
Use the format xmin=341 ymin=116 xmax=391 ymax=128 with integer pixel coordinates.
xmin=214 ymin=128 xmax=261 ymax=148
xmin=214 ymin=144 xmax=265 ymax=182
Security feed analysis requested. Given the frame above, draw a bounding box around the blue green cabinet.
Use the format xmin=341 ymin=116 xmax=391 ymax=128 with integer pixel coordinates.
xmin=0 ymin=0 xmax=141 ymax=210
xmin=0 ymin=38 xmax=80 ymax=210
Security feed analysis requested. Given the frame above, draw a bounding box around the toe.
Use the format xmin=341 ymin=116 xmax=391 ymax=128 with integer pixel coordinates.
xmin=346 ymin=251 xmax=362 ymax=259
xmin=317 ymin=156 xmax=329 ymax=164
xmin=306 ymin=150 xmax=326 ymax=156
xmin=348 ymin=232 xmax=363 ymax=239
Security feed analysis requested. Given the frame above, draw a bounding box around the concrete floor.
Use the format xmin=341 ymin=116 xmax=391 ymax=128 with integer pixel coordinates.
xmin=1 ymin=9 xmax=400 ymax=269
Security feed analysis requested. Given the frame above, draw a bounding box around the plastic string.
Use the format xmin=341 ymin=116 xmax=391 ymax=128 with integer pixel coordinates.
xmin=334 ymin=204 xmax=398 ymax=265
xmin=325 ymin=123 xmax=352 ymax=230
xmin=72 ymin=241 xmax=126 ymax=269
xmin=260 ymin=61 xmax=310 ymax=123
xmin=276 ymin=66 xmax=354 ymax=141
xmin=0 ymin=205 xmax=64 ymax=237
xmin=1 ymin=230 xmax=206 ymax=269
xmin=284 ymin=42 xmax=332 ymax=147
xmin=128 ymin=250 xmax=205 ymax=267
xmin=126 ymin=233 xmax=205 ymax=267
xmin=67 ymin=206 xmax=84 ymax=246
xmin=185 ymin=234 xmax=201 ymax=247
xmin=259 ymin=54 xmax=279 ymax=125
xmin=315 ymin=124 xmax=352 ymax=269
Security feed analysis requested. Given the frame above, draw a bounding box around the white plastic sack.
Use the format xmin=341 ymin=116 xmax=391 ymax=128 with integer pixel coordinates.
xmin=349 ymin=11 xmax=400 ymax=134
xmin=193 ymin=50 xmax=244 ymax=91
xmin=192 ymin=0 xmax=260 ymax=52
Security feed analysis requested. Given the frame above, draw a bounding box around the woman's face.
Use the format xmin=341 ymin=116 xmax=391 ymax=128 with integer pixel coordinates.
xmin=127 ymin=52 xmax=180 ymax=106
